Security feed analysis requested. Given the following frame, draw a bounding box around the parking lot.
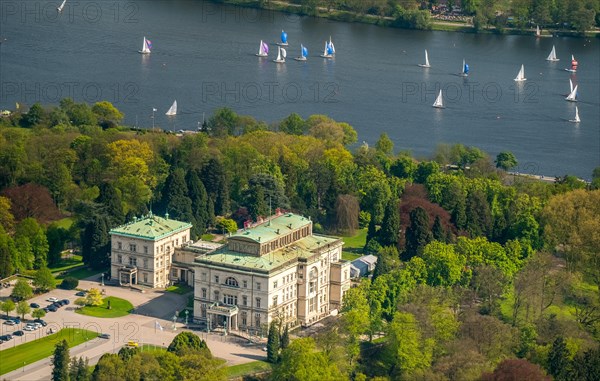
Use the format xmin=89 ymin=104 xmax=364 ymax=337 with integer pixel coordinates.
xmin=0 ymin=278 xmax=266 ymax=380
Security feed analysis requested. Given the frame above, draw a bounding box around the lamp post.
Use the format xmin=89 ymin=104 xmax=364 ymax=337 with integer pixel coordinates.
xmin=151 ymin=108 xmax=156 ymax=130
xmin=185 ymin=310 xmax=189 ymax=329
xmin=172 ymin=311 xmax=178 ymax=331
xmin=206 ymin=314 xmax=210 ymax=333
xmin=101 ymin=273 xmax=104 ymax=286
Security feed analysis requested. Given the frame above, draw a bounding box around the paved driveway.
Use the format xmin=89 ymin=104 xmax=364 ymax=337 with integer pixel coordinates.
xmin=0 ymin=278 xmax=266 ymax=380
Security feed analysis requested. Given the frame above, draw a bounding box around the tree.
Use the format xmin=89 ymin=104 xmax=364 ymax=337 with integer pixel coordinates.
xmin=281 ymin=324 xmax=290 ymax=349
xmin=201 ymin=158 xmax=230 ymax=216
xmin=481 ymin=358 xmax=551 ymax=381
xmin=334 ymin=194 xmax=359 ymax=235
xmin=167 ymin=331 xmax=210 ymax=356
xmin=11 ymin=278 xmax=33 ymax=300
xmin=386 ymin=311 xmax=434 ymax=377
xmin=15 ymin=217 xmax=49 ymax=269
xmin=33 ymin=266 xmax=57 ymax=292
xmin=81 ymin=215 xmax=110 ymax=270
xmin=279 ymin=112 xmax=306 ymax=135
xmin=246 ymin=183 xmax=268 ymax=220
xmin=375 ymin=133 xmax=394 ymax=156
xmin=547 ymin=336 xmax=569 ymax=381
xmin=74 ymin=298 xmax=87 ymax=308
xmin=1 ymin=299 xmax=15 ymax=317
xmin=465 ymin=189 xmax=492 ymax=237
xmin=32 ymin=308 xmax=46 ymax=319
xmin=1 ymin=183 xmax=60 ymax=223
xmin=160 ymin=168 xmax=194 ymax=224
xmin=267 ymin=320 xmax=281 ymax=363
xmin=431 ymin=215 xmax=445 ymax=242
xmin=0 ymin=196 xmax=15 ymax=231
xmin=0 ymin=227 xmax=15 ymax=278
xmin=69 ymin=357 xmax=90 ymax=381
xmin=272 ymin=337 xmax=345 ymax=380
xmin=96 ymin=183 xmax=124 ymax=227
xmin=571 ymin=347 xmax=600 ymax=381
xmin=91 ymin=101 xmax=123 ymax=129
xmin=52 ymin=339 xmax=70 ymax=381
xmin=46 ymin=224 xmax=68 ymax=267
xmin=404 ymin=207 xmax=432 ymax=259
xmin=186 ymin=170 xmax=210 ymax=237
xmin=60 ymin=276 xmax=79 ymax=290
xmin=22 ymin=103 xmax=46 ymax=127
xmin=378 ymin=199 xmax=401 ymax=247
xmin=16 ymin=300 xmax=31 ymax=319
xmin=495 ymin=151 xmax=518 ymax=171
xmin=215 ymin=217 xmax=237 ymax=234
xmin=92 ymin=353 xmax=126 ymax=381
xmin=85 ymin=288 xmax=103 ymax=306
xmin=418 ymin=241 xmax=465 ymax=287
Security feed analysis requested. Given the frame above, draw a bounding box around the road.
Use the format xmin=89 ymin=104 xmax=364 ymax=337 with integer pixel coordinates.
xmin=0 ymin=278 xmax=265 ymax=380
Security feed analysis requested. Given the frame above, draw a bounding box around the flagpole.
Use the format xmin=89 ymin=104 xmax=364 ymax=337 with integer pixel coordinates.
xmin=151 ymin=108 xmax=155 ymax=131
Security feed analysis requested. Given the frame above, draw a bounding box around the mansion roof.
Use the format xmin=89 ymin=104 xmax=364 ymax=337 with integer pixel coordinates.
xmin=109 ymin=213 xmax=192 ymax=240
xmin=229 ymin=213 xmax=312 ymax=244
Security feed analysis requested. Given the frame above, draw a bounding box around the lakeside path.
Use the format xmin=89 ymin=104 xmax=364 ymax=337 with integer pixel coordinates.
xmin=0 ymin=278 xmax=265 ymax=380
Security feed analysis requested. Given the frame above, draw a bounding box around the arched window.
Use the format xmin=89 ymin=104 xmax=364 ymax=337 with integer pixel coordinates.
xmin=225 ymin=277 xmax=239 ymax=287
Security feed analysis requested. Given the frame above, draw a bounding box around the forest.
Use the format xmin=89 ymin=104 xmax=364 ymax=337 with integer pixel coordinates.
xmin=1 ymin=99 xmax=600 ymax=380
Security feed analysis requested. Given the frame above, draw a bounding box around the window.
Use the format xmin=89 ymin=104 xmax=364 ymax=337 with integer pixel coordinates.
xmin=201 ymin=303 xmax=207 ymax=318
xmin=256 ymin=298 xmax=261 ymax=308
xmin=243 ymin=280 xmax=247 ymax=288
xmin=201 ymin=272 xmax=207 ymax=281
xmin=242 ymin=295 xmax=248 ymax=306
xmin=256 ymin=282 xmax=261 ymax=290
xmin=129 ymin=257 xmax=137 ymax=266
xmin=171 ymin=268 xmax=177 ymax=277
xmin=255 ymin=313 xmax=261 ymax=327
xmin=214 ymin=290 xmax=219 ymax=301
xmin=309 ymin=282 xmax=315 ymax=294
xmin=143 ymin=273 xmax=148 ymax=283
xmin=309 ymin=296 xmax=316 ymax=312
xmin=117 ymin=255 xmax=122 ymax=264
xmin=273 ymin=280 xmax=278 ymax=289
xmin=130 ymin=244 xmax=137 ymax=252
xmin=241 ymin=311 xmax=247 ymax=326
xmin=214 ymin=275 xmax=220 ymax=284
xmin=176 ymin=239 xmax=179 ymax=246
xmin=117 ymin=242 xmax=122 ymax=249
xmin=144 ymin=246 xmax=148 ymax=254
xmin=143 ymin=258 xmax=148 ymax=269
xmin=272 ymin=295 xmax=278 ymax=307
xmin=225 ymin=277 xmax=239 ymax=287
xmin=202 ymin=288 xmax=207 ymax=298
xmin=223 ymin=294 xmax=237 ymax=305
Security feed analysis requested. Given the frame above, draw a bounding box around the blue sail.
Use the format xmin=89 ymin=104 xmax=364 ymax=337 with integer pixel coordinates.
xmin=464 ymin=63 xmax=469 ymax=74
xmin=326 ymin=42 xmax=334 ymax=55
xmin=302 ymin=46 xmax=308 ymax=57
xmin=281 ymin=31 xmax=288 ymax=43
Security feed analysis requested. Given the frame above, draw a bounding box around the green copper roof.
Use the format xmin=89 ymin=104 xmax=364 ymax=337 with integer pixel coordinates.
xmin=230 ymin=213 xmax=312 ymax=244
xmin=194 ymin=234 xmax=341 ymax=273
xmin=109 ymin=214 xmax=192 ymax=241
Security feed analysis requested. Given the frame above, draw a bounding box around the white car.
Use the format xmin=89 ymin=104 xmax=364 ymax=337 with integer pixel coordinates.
xmin=3 ymin=320 xmax=15 ymax=326
xmin=23 ymin=326 xmax=35 ymax=331
xmin=46 ymin=297 xmax=59 ymax=302
xmin=33 ymin=322 xmax=42 ymax=329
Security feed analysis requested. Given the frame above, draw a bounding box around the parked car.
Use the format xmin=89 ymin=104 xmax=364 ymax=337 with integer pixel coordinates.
xmin=46 ymin=297 xmax=59 ymax=303
xmin=10 ymin=317 xmax=21 ymax=324
xmin=47 ymin=305 xmax=57 ymax=312
xmin=42 ymin=307 xmax=50 ymax=313
xmin=62 ymin=299 xmax=70 ymax=305
xmin=52 ymin=302 xmax=62 ymax=308
xmin=0 ymin=334 xmax=13 ymax=341
xmin=34 ymin=319 xmax=47 ymax=326
xmin=3 ymin=320 xmax=15 ymax=326
xmin=30 ymin=303 xmax=40 ymax=309
xmin=75 ymin=291 xmax=86 ymax=297
xmin=23 ymin=326 xmax=35 ymax=332
xmin=99 ymin=333 xmax=111 ymax=339
xmin=13 ymin=330 xmax=24 ymax=336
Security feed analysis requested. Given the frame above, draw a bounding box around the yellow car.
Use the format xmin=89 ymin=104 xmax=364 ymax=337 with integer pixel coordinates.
xmin=127 ymin=340 xmax=139 ymax=347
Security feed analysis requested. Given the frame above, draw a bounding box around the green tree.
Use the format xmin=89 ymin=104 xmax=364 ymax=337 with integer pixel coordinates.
xmin=404 ymin=207 xmax=432 ymax=259
xmin=33 ymin=266 xmax=57 ymax=292
xmin=52 ymin=339 xmax=70 ymax=381
xmin=390 ymin=155 xmax=417 ymax=181
xmin=547 ymin=336 xmax=569 ymax=381
xmin=208 ymin=107 xmax=239 ymax=137
xmin=419 ymin=241 xmax=465 ymax=287
xmin=267 ymin=320 xmax=281 ymax=363
xmin=85 ymin=288 xmax=103 ymax=306
xmin=92 ymin=353 xmax=125 ymax=381
xmin=378 ymin=199 xmax=401 ymax=247
xmin=46 ymin=224 xmax=68 ymax=267
xmin=1 ymin=299 xmax=15 ymax=317
xmin=186 ymin=170 xmax=210 ymax=237
xmin=11 ymin=278 xmax=33 ymax=300
xmin=16 ymin=300 xmax=31 ymax=319
xmin=69 ymin=357 xmax=90 ymax=381
xmin=91 ymin=101 xmax=124 ymax=129
xmin=279 ymin=112 xmax=306 ymax=135
xmin=161 ymin=168 xmax=194 ymax=224
xmin=15 ymin=218 xmax=49 ymax=269
xmin=272 ymin=337 xmax=345 ymax=380
xmin=0 ymin=228 xmax=15 ymax=278
xmin=571 ymin=347 xmax=600 ymax=381
xmin=246 ymin=183 xmax=268 ymax=220
xmin=167 ymin=331 xmax=210 ymax=356
xmin=60 ymin=276 xmax=79 ymax=290
xmin=81 ymin=215 xmax=110 ymax=270
xmin=386 ymin=311 xmax=434 ymax=377
xmin=281 ymin=324 xmax=290 ymax=349
xmin=201 ymin=158 xmax=230 ymax=216
xmin=215 ymin=217 xmax=237 ymax=234
xmin=375 ymin=133 xmax=394 ymax=156
xmin=431 ymin=215 xmax=445 ymax=242
xmin=465 ymin=189 xmax=492 ymax=237
xmin=22 ymin=103 xmax=46 ymax=127
xmin=495 ymin=151 xmax=518 ymax=171
xmin=32 ymin=308 xmax=46 ymax=319
xmin=96 ymin=183 xmax=124 ymax=227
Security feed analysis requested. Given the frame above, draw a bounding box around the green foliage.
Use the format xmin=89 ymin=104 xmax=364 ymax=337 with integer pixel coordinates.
xmin=85 ymin=288 xmax=103 ymax=306
xmin=418 ymin=241 xmax=465 ymax=287
xmin=404 ymin=207 xmax=432 ymax=259
xmin=32 ymin=308 xmax=46 ymax=319
xmin=378 ymin=199 xmax=400 ymax=247
xmin=1 ymin=299 xmax=15 ymax=317
xmin=60 ymin=276 xmax=79 ymax=290
xmin=33 ymin=266 xmax=57 ymax=292
xmin=16 ymin=300 xmax=31 ymax=318
xmin=267 ymin=320 xmax=281 ymax=363
xmin=11 ymin=278 xmax=33 ymax=300
xmin=52 ymin=339 xmax=70 ymax=381
xmin=272 ymin=337 xmax=345 ymax=380
xmin=547 ymin=336 xmax=570 ymax=380
xmin=495 ymin=151 xmax=518 ymax=171
xmin=279 ymin=112 xmax=306 ymax=135
xmin=167 ymin=331 xmax=210 ymax=356
xmin=386 ymin=311 xmax=434 ymax=377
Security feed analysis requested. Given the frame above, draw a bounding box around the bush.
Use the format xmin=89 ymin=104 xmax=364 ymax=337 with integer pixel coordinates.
xmin=60 ymin=276 xmax=79 ymax=290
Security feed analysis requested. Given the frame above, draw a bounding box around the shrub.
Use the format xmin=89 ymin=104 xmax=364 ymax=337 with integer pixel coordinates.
xmin=60 ymin=276 xmax=79 ymax=290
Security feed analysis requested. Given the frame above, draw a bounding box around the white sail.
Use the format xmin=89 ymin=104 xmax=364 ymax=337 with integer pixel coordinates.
xmin=273 ymin=46 xmax=285 ymax=63
xmin=165 ymin=100 xmax=177 ymax=116
xmin=565 ymin=85 xmax=578 ymax=102
xmin=570 ymin=106 xmax=580 ymax=123
xmin=432 ymin=90 xmax=444 ymax=108
xmin=514 ymin=64 xmax=526 ymax=81
xmin=257 ymin=40 xmax=266 ymax=56
xmin=57 ymin=0 xmax=66 ymax=12
xmin=281 ymin=48 xmax=287 ymax=58
xmin=139 ymin=37 xmax=151 ymax=54
xmin=536 ymin=25 xmax=540 ymax=37
xmin=569 ymin=79 xmax=573 ymax=94
xmin=418 ymin=49 xmax=430 ymax=68
xmin=546 ymin=45 xmax=559 ymax=61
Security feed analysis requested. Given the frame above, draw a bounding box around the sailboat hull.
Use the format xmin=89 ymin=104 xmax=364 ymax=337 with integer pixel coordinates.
xmin=418 ymin=64 xmax=431 ymax=68
xmin=138 ymin=50 xmax=150 ymax=54
xmin=255 ymin=53 xmax=268 ymax=57
xmin=294 ymin=57 xmax=307 ymax=61
xmin=564 ymin=68 xmax=577 ymax=72
xmin=276 ymin=42 xmax=289 ymax=46
xmin=273 ymin=59 xmax=285 ymax=63
xmin=320 ymin=54 xmax=333 ymax=58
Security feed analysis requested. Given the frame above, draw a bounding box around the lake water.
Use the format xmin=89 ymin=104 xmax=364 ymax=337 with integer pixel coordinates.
xmin=1 ymin=0 xmax=599 ymax=178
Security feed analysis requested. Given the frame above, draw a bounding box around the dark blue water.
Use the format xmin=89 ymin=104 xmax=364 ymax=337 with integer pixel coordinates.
xmin=1 ymin=0 xmax=599 ymax=178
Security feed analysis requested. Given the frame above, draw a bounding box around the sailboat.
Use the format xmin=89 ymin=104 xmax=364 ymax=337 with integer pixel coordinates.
xmin=514 ymin=64 xmax=526 ymax=81
xmin=459 ymin=59 xmax=469 ymax=77
xmin=165 ymin=100 xmax=177 ymax=116
xmin=277 ymin=30 xmax=288 ymax=46
xmin=564 ymin=55 xmax=578 ymax=72
xmin=329 ymin=36 xmax=336 ymax=55
xmin=320 ymin=41 xmax=334 ymax=58
xmin=294 ymin=44 xmax=308 ymax=61
xmin=569 ymin=106 xmax=580 ymax=123
xmin=138 ymin=37 xmax=152 ymax=54
xmin=418 ymin=49 xmax=431 ymax=68
xmin=535 ymin=25 xmax=541 ymax=37
xmin=57 ymin=0 xmax=66 ymax=12
xmin=273 ymin=46 xmax=286 ymax=63
xmin=565 ymin=85 xmax=578 ymax=102
xmin=255 ymin=40 xmax=269 ymax=57
xmin=432 ymin=90 xmax=444 ymax=108
xmin=546 ymin=45 xmax=559 ymax=61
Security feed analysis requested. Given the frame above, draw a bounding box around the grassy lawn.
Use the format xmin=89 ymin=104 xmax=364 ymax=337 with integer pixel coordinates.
xmin=0 ymin=328 xmax=98 ymax=375
xmin=341 ymin=228 xmax=367 ymax=261
xmin=76 ymin=296 xmax=133 ymax=318
xmin=201 ymin=233 xmax=215 ymax=241
xmin=166 ymin=283 xmax=193 ymax=295
xmin=227 ymin=360 xmax=271 ymax=378
xmin=55 ymin=267 xmax=103 ymax=280
xmin=49 ymin=254 xmax=83 ymax=273
xmin=139 ymin=344 xmax=167 ymax=353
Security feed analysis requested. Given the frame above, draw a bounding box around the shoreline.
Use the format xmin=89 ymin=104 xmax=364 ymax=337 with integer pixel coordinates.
xmin=210 ymin=0 xmax=600 ymax=38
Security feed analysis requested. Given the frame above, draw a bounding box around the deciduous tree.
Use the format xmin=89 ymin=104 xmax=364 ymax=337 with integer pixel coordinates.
xmin=33 ymin=266 xmax=57 ymax=292
xmin=16 ymin=300 xmax=31 ymax=319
